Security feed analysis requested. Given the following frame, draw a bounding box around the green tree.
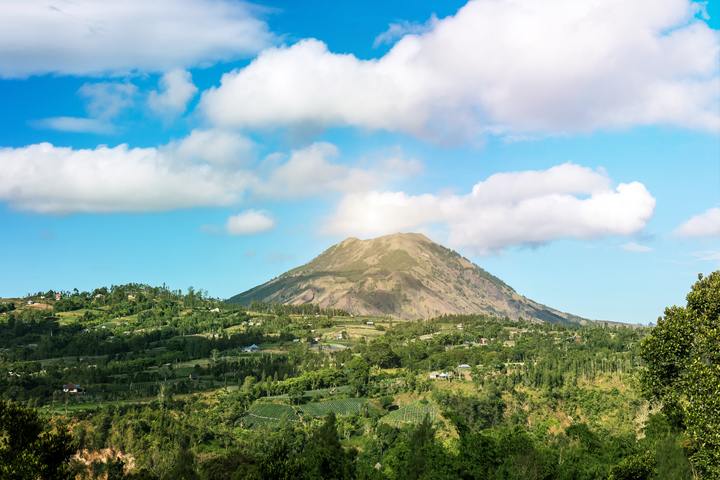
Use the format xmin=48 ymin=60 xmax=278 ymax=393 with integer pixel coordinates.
xmin=640 ymin=271 xmax=720 ymax=478
xmin=0 ymin=400 xmax=75 ymax=480
xmin=347 ymin=356 xmax=370 ymax=396
xmin=301 ymin=414 xmax=355 ymax=479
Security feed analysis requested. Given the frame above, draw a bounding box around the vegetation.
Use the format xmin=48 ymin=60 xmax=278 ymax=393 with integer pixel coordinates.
xmin=0 ymin=273 xmax=716 ymax=478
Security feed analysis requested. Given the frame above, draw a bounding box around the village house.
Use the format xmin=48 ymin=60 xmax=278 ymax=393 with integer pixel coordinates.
xmin=242 ymin=344 xmax=260 ymax=353
xmin=62 ymin=383 xmax=83 ymax=394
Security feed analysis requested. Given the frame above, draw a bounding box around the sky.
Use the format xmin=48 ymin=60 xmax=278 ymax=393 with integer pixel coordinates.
xmin=1 ymin=0 xmax=719 ymax=324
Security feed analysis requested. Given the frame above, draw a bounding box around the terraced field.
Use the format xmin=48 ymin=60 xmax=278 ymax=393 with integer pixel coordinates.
xmin=380 ymin=401 xmax=438 ymax=426
xmin=243 ymin=402 xmax=299 ymax=427
xmin=300 ymin=397 xmax=366 ymax=417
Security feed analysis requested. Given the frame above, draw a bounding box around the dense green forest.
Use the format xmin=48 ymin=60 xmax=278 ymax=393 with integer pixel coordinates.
xmin=1 ymin=273 xmax=717 ymax=479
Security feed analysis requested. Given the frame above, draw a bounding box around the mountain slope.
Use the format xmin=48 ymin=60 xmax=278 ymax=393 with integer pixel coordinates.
xmin=228 ymin=233 xmax=588 ymax=323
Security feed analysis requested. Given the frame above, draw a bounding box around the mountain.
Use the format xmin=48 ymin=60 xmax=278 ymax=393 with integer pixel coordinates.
xmin=228 ymin=233 xmax=588 ymax=323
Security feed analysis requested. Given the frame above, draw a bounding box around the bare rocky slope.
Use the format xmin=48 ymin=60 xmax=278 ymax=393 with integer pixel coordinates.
xmin=228 ymin=233 xmax=589 ymax=323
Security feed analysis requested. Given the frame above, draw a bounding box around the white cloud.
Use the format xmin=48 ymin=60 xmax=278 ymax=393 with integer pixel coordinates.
xmin=226 ymin=210 xmax=275 ymax=235
xmin=0 ymin=134 xmax=415 ymax=214
xmin=373 ymin=15 xmax=439 ymax=48
xmin=34 ymin=82 xmax=137 ymax=134
xmin=255 ymin=142 xmax=421 ymax=199
xmin=675 ymin=207 xmax=720 ymax=238
xmin=622 ymin=242 xmax=653 ymax=253
xmin=201 ymin=0 xmax=719 ymax=140
xmin=0 ymin=140 xmax=252 ymax=213
xmin=79 ymin=82 xmax=137 ymax=119
xmin=32 ymin=116 xmax=115 ymax=135
xmin=171 ymin=128 xmax=255 ymax=166
xmin=324 ymin=163 xmax=656 ymax=253
xmin=148 ymin=69 xmax=198 ymax=116
xmin=0 ymin=0 xmax=273 ymax=78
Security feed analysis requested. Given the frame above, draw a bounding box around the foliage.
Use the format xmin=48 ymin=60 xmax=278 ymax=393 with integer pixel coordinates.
xmin=640 ymin=271 xmax=720 ymax=477
xmin=0 ymin=400 xmax=75 ymax=479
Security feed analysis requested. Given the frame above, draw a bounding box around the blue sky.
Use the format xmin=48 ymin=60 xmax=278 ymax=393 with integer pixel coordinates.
xmin=1 ymin=0 xmax=718 ymax=324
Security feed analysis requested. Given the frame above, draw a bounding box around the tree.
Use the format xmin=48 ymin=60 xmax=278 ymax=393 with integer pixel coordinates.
xmin=640 ymin=271 xmax=720 ymax=477
xmin=0 ymin=400 xmax=75 ymax=480
xmin=346 ymin=356 xmax=370 ymax=396
xmin=301 ymin=414 xmax=355 ymax=479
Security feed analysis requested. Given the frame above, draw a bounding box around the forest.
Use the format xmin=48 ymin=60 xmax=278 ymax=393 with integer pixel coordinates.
xmin=0 ymin=272 xmax=718 ymax=479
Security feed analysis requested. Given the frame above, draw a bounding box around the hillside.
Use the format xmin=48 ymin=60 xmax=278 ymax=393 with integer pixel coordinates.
xmin=229 ymin=233 xmax=588 ymax=323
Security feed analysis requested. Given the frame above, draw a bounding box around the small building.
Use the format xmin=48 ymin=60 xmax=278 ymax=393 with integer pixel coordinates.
xmin=55 ymin=292 xmax=62 ymax=301
xmin=210 ymin=307 xmax=220 ymax=313
xmin=458 ymin=364 xmax=471 ymax=369
xmin=62 ymin=383 xmax=83 ymax=394
xmin=429 ymin=371 xmax=452 ymax=380
xmin=366 ymin=321 xmax=374 ymax=326
xmin=242 ymin=344 xmax=259 ymax=353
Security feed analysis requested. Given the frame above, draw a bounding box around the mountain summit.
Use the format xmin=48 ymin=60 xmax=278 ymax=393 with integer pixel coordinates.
xmin=228 ymin=233 xmax=586 ymax=323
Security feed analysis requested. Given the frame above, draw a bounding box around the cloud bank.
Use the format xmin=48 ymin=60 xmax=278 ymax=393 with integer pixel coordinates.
xmin=0 ymin=134 xmax=415 ymax=214
xmin=324 ymin=164 xmax=656 ymax=253
xmin=201 ymin=0 xmax=719 ymax=140
xmin=0 ymin=0 xmax=273 ymax=77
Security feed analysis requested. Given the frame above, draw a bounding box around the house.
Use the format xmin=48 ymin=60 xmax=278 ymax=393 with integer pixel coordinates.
xmin=210 ymin=307 xmax=220 ymax=313
xmin=366 ymin=321 xmax=374 ymax=326
xmin=55 ymin=292 xmax=62 ymax=301
xmin=242 ymin=344 xmax=260 ymax=353
xmin=429 ymin=371 xmax=452 ymax=380
xmin=458 ymin=364 xmax=471 ymax=369
xmin=62 ymin=384 xmax=83 ymax=394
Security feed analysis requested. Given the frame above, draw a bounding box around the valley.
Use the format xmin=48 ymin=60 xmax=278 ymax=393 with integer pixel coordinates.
xmin=0 ymin=283 xmax=674 ymax=479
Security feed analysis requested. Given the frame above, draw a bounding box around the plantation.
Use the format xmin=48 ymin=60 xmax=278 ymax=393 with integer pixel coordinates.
xmin=300 ymin=397 xmax=367 ymax=417
xmin=380 ymin=401 xmax=439 ymax=426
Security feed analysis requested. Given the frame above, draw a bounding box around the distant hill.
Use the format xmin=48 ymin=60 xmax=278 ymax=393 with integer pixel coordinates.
xmin=228 ymin=233 xmax=589 ymax=323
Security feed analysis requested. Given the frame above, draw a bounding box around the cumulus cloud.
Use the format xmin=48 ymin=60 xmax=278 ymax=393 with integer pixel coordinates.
xmin=171 ymin=128 xmax=255 ymax=166
xmin=675 ymin=207 xmax=720 ymax=238
xmin=0 ymin=134 xmax=415 ymax=214
xmin=201 ymin=0 xmax=719 ymax=140
xmin=324 ymin=163 xmax=656 ymax=253
xmin=226 ymin=210 xmax=275 ymax=235
xmin=0 ymin=0 xmax=273 ymax=78
xmin=35 ymin=82 xmax=137 ymax=134
xmin=148 ymin=69 xmax=198 ymax=116
xmin=622 ymin=242 xmax=653 ymax=253
xmin=0 ymin=138 xmax=253 ymax=213
xmin=255 ymin=143 xmax=420 ymax=199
